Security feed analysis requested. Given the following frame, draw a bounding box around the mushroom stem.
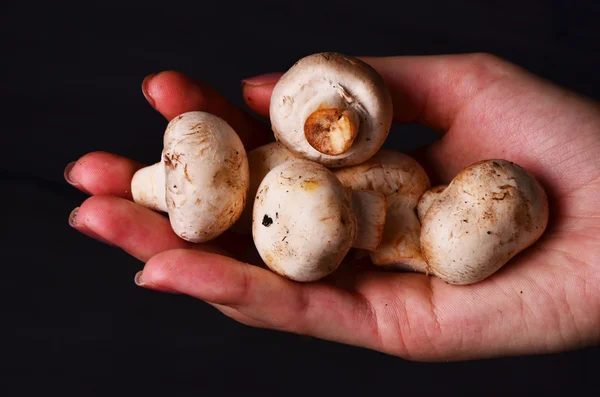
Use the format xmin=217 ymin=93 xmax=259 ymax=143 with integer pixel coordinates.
xmin=304 ymin=107 xmax=360 ymax=156
xmin=131 ymin=162 xmax=167 ymax=212
xmin=333 ymin=150 xmax=432 ymax=273
xmin=370 ymin=193 xmax=429 ymax=273
xmin=350 ymin=190 xmax=386 ymax=251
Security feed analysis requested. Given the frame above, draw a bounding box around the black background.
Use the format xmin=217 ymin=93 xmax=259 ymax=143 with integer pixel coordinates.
xmin=3 ymin=1 xmax=600 ymax=395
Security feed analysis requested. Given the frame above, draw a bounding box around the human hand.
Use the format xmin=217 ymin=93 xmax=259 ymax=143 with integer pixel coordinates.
xmin=66 ymin=53 xmax=600 ymax=361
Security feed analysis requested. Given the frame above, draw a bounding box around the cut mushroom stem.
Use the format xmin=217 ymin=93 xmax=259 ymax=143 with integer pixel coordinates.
xmin=351 ymin=190 xmax=387 ymax=251
xmin=333 ymin=149 xmax=431 ymax=273
xmin=417 ymin=185 xmax=448 ymax=222
xmin=375 ymin=193 xmax=430 ymax=273
xmin=131 ymin=111 xmax=249 ymax=243
xmin=252 ymin=159 xmax=385 ymax=282
xmin=304 ymin=107 xmax=360 ymax=156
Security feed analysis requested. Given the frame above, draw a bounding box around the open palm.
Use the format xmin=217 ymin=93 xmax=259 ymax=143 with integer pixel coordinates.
xmin=67 ymin=53 xmax=600 ymax=361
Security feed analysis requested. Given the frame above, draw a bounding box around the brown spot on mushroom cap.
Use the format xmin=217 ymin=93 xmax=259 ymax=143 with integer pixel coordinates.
xmin=183 ymin=164 xmax=191 ymax=183
xmin=301 ymin=179 xmax=319 ymax=191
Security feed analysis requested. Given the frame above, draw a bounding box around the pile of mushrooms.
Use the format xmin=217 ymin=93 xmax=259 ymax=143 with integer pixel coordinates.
xmin=132 ymin=52 xmax=549 ymax=285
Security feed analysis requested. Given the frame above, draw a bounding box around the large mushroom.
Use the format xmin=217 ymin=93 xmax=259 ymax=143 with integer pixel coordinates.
xmin=269 ymin=52 xmax=393 ymax=168
xmin=419 ymin=159 xmax=549 ymax=285
xmin=131 ymin=111 xmax=249 ymax=243
xmin=333 ymin=150 xmax=431 ymax=273
xmin=252 ymin=159 xmax=386 ymax=282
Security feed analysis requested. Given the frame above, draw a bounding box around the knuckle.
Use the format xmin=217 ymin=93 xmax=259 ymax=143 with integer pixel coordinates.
xmin=464 ymin=52 xmax=514 ymax=78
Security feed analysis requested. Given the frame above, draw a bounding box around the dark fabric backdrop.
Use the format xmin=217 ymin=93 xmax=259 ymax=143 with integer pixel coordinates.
xmin=3 ymin=1 xmax=599 ymax=395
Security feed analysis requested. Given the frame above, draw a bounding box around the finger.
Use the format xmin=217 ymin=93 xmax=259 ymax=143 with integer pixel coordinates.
xmin=70 ymin=195 xmax=226 ymax=262
xmin=139 ymin=248 xmax=383 ymax=351
xmin=241 ymin=73 xmax=283 ymax=119
xmin=209 ymin=303 xmax=270 ymax=329
xmin=359 ymin=53 xmax=528 ymax=131
xmin=143 ymin=71 xmax=272 ymax=150
xmin=65 ymin=151 xmax=143 ymax=199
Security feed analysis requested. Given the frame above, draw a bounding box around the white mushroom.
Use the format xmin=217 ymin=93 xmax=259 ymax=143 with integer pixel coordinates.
xmin=252 ymin=159 xmax=386 ymax=282
xmin=417 ymin=185 xmax=448 ymax=222
xmin=231 ymin=142 xmax=299 ymax=234
xmin=269 ymin=52 xmax=393 ymax=168
xmin=333 ymin=150 xmax=431 ymax=273
xmin=420 ymin=159 xmax=549 ymax=285
xmin=131 ymin=111 xmax=249 ymax=243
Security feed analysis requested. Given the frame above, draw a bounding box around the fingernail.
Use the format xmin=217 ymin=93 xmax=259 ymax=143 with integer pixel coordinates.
xmin=69 ymin=207 xmax=80 ymax=227
xmin=241 ymin=73 xmax=281 ymax=87
xmin=142 ymin=73 xmax=156 ymax=108
xmin=64 ymin=162 xmax=78 ymax=186
xmin=134 ymin=271 xmax=145 ymax=286
xmin=134 ymin=271 xmax=180 ymax=294
xmin=69 ymin=207 xmax=115 ymax=246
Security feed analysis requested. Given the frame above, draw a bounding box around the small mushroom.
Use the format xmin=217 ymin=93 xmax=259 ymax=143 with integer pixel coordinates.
xmin=131 ymin=111 xmax=249 ymax=243
xmin=417 ymin=185 xmax=448 ymax=222
xmin=420 ymin=159 xmax=549 ymax=285
xmin=231 ymin=142 xmax=299 ymax=234
xmin=333 ymin=150 xmax=431 ymax=273
xmin=269 ymin=52 xmax=393 ymax=168
xmin=252 ymin=159 xmax=386 ymax=282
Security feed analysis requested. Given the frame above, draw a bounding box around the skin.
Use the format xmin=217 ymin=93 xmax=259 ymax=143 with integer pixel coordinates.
xmin=65 ymin=54 xmax=600 ymax=362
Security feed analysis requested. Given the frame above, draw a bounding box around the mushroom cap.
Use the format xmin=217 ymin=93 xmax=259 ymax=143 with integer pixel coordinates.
xmin=252 ymin=159 xmax=356 ymax=282
xmin=333 ymin=149 xmax=430 ymax=199
xmin=162 ymin=111 xmax=249 ymax=243
xmin=417 ymin=185 xmax=448 ymax=222
xmin=420 ymin=159 xmax=549 ymax=285
xmin=269 ymin=52 xmax=393 ymax=168
xmin=232 ymin=142 xmax=299 ymax=234
xmin=333 ymin=149 xmax=431 ymax=272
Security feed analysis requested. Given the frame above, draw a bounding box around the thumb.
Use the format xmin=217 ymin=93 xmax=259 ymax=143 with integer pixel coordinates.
xmin=241 ymin=73 xmax=283 ymax=119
